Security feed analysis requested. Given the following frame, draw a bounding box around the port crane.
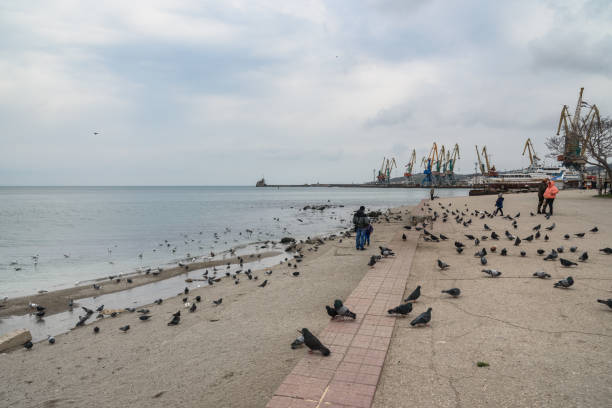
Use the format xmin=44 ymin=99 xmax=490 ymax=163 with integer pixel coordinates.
xmin=404 ymin=149 xmax=417 ymax=182
xmin=421 ymin=143 xmax=438 ymax=186
xmin=446 ymin=144 xmax=460 ymax=184
xmin=475 ymin=145 xmax=486 ymax=175
xmin=556 ymin=87 xmax=601 ymax=169
xmin=522 ymin=138 xmax=540 ymax=169
xmin=434 ymin=145 xmax=445 ymax=185
xmin=481 ymin=146 xmax=498 ymax=176
xmin=376 ymin=157 xmax=387 ymax=183
xmin=377 ymin=157 xmax=397 ymax=183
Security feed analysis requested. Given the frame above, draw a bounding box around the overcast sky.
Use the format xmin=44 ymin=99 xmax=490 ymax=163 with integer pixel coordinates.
xmin=1 ymin=0 xmax=611 ymax=185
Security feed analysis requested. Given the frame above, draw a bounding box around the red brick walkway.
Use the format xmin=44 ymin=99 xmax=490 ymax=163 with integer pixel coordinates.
xmin=267 ymin=228 xmax=419 ymax=408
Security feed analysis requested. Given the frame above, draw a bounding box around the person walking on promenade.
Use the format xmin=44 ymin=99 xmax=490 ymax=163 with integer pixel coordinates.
xmin=430 ymin=187 xmax=435 ymax=201
xmin=353 ymin=206 xmax=370 ymax=250
xmin=537 ymin=179 xmax=548 ymax=214
xmin=543 ymin=179 xmax=559 ymax=216
xmin=365 ymin=224 xmax=373 ymax=247
xmin=493 ymin=193 xmax=504 ymax=216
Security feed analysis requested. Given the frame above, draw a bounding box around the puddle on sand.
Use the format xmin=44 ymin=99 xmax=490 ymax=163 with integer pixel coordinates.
xmin=0 ymin=251 xmax=290 ymax=343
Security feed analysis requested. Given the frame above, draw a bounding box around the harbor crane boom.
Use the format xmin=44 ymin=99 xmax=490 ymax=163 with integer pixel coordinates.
xmin=522 ymin=138 xmax=540 ymax=168
xmin=404 ymin=149 xmax=417 ymax=177
xmin=475 ymin=145 xmax=485 ymax=175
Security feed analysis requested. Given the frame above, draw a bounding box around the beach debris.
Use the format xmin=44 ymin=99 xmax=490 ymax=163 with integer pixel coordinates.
xmin=388 ymin=302 xmax=413 ymax=316
xmin=441 ymin=288 xmax=461 ymax=297
xmin=300 ymin=328 xmax=330 ymax=356
xmin=533 ymin=271 xmax=551 ymax=279
xmin=554 ymin=276 xmax=574 ymax=288
xmin=437 ymin=259 xmax=450 ymax=270
xmin=405 ymin=285 xmax=421 ymax=302
xmin=482 ymin=269 xmax=502 ymax=277
xmin=477 ymin=361 xmax=490 ymax=367
xmin=410 ymin=307 xmax=432 ymax=326
xmin=597 ymin=299 xmax=612 ymax=309
xmin=560 ymin=258 xmax=577 ymax=267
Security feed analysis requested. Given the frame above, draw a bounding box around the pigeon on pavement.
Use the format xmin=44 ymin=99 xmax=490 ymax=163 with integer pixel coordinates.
xmin=300 ymin=328 xmax=330 ymax=356
xmin=405 ymin=286 xmax=421 ymax=302
xmin=387 ymin=302 xmax=413 ymax=316
xmin=554 ymin=276 xmax=574 ymax=288
xmin=482 ymin=269 xmax=502 ymax=277
xmin=441 ymin=288 xmax=461 ymax=297
xmin=410 ymin=308 xmax=432 ymax=326
xmin=533 ymin=271 xmax=551 ymax=279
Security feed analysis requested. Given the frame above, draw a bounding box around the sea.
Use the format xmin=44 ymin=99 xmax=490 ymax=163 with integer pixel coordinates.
xmin=0 ymin=186 xmax=468 ymax=298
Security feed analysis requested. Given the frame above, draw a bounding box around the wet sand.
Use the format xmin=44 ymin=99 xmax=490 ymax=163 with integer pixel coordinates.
xmin=0 ymin=211 xmax=408 ymax=408
xmin=0 ymin=251 xmax=281 ymax=318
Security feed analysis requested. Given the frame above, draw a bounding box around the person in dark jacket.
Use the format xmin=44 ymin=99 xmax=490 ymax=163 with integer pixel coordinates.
xmin=353 ymin=206 xmax=370 ymax=250
xmin=493 ymin=193 xmax=504 ymax=216
xmin=537 ymin=180 xmax=547 ymax=214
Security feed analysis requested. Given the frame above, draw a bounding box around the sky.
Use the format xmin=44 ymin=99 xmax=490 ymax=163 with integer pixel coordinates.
xmin=1 ymin=0 xmax=611 ymax=185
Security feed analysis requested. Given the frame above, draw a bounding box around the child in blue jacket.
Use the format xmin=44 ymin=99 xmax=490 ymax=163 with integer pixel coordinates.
xmin=493 ymin=193 xmax=504 ymax=216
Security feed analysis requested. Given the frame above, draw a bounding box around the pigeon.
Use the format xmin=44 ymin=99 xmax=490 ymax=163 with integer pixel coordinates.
xmin=189 ymin=303 xmax=197 ymax=313
xmin=597 ymin=299 xmax=612 ymax=309
xmin=290 ymin=335 xmax=305 ymax=349
xmin=554 ymin=276 xmax=574 ymax=288
xmin=172 ymin=311 xmax=181 ymax=317
xmin=482 ymin=269 xmax=502 ymax=277
xmin=137 ymin=309 xmax=149 ymax=314
xmin=405 ymin=286 xmax=421 ymax=302
xmin=154 ymin=299 xmax=163 ymax=305
xmin=402 ymin=233 xmax=406 ymax=241
xmin=168 ymin=315 xmax=180 ymax=326
xmin=520 ymin=251 xmax=526 ymax=257
xmin=368 ymin=256 xmax=377 ymax=267
xmin=456 ymin=247 xmax=464 ymax=254
xmin=36 ymin=310 xmax=45 ymax=318
xmin=535 ymin=231 xmax=541 ymax=239
xmin=564 ymin=234 xmax=570 ymax=240
xmin=491 ymin=232 xmax=499 ymax=240
xmin=258 ymin=279 xmax=268 ymax=288
xmin=410 ymin=308 xmax=432 ymax=326
xmin=380 ymin=246 xmax=394 ymax=257
xmin=333 ymin=299 xmax=356 ymax=319
xmin=326 ymin=305 xmax=339 ymax=318
xmin=96 ymin=304 xmax=104 ymax=312
xmin=484 ymin=224 xmax=491 ymax=231
xmin=441 ymin=288 xmax=461 ymax=297
xmin=599 ymin=248 xmax=612 ymax=254
xmin=514 ymin=237 xmax=521 ymax=246
xmin=292 ymin=271 xmax=300 ymax=277
xmin=545 ymin=223 xmax=555 ymax=231
xmin=47 ymin=335 xmax=55 ymax=344
xmin=474 ymin=238 xmax=480 ymax=246
xmin=560 ymin=258 xmax=577 ymax=267
xmin=213 ymin=298 xmax=223 ymax=306
xmin=439 ymin=234 xmax=448 ymax=240
xmin=533 ymin=224 xmax=541 ymax=231
xmin=93 ymin=326 xmax=100 ymax=333
xmin=455 ymin=241 xmax=466 ymax=248
xmin=139 ymin=315 xmax=151 ymax=321
xmin=544 ymin=234 xmax=549 ymax=241
xmin=500 ymin=248 xmax=507 ymax=256
xmin=570 ymin=246 xmax=577 ymax=253
xmin=544 ymin=250 xmax=558 ymax=261
xmin=533 ymin=271 xmax=551 ymax=279
xmin=387 ymin=302 xmax=413 ymax=315
xmin=437 ymin=259 xmax=450 ymax=270
xmin=480 ymin=256 xmax=487 ymax=265
xmin=579 ymin=252 xmax=588 ymax=262
xmin=590 ymin=227 xmax=599 ymax=233
xmin=465 ymin=234 xmax=475 ymax=241
xmin=556 ymin=246 xmax=564 ymax=253
xmin=24 ymin=341 xmax=33 ymax=350
xmin=300 ymin=328 xmax=330 ymax=356
xmin=524 ymin=235 xmax=534 ymax=242
xmin=119 ymin=325 xmax=130 ymax=332
xmin=195 ymin=296 xmax=201 ymax=302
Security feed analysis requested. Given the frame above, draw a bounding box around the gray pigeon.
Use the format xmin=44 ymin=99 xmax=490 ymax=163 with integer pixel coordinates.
xmin=597 ymin=299 xmax=612 ymax=309
xmin=301 ymin=328 xmax=330 ymax=356
xmin=168 ymin=315 xmax=180 ymax=325
xmin=579 ymin=252 xmax=588 ymax=262
xmin=405 ymin=286 xmax=421 ymax=302
xmin=554 ymin=276 xmax=574 ymax=288
xmin=291 ymin=334 xmax=305 ymax=349
xmin=410 ymin=307 xmax=432 ymax=326
xmin=480 ymin=256 xmax=487 ymax=265
xmin=559 ymin=258 xmax=577 ymax=267
xmin=333 ymin=299 xmax=356 ymax=319
xmin=533 ymin=271 xmax=551 ymax=279
xmin=437 ymin=259 xmax=450 ymax=270
xmin=387 ymin=302 xmax=413 ymax=315
xmin=441 ymin=288 xmax=461 ymax=297
xmin=570 ymin=246 xmax=577 ymax=253
xmin=482 ymin=269 xmax=502 ymax=277
xmin=599 ymin=248 xmax=612 ymax=254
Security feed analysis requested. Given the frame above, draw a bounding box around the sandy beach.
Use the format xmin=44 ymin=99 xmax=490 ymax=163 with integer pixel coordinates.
xmin=2 ymin=190 xmax=611 ymax=408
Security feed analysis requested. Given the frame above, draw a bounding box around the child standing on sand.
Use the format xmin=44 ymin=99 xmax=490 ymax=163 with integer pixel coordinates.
xmin=365 ymin=224 xmax=373 ymax=247
xmin=493 ymin=193 xmax=504 ymax=216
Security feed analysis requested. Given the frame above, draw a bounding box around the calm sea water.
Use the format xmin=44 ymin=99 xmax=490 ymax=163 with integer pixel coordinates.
xmin=0 ymin=186 xmax=467 ymax=297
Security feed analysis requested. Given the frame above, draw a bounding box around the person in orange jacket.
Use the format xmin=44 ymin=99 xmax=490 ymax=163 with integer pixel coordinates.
xmin=543 ymin=179 xmax=559 ymax=216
